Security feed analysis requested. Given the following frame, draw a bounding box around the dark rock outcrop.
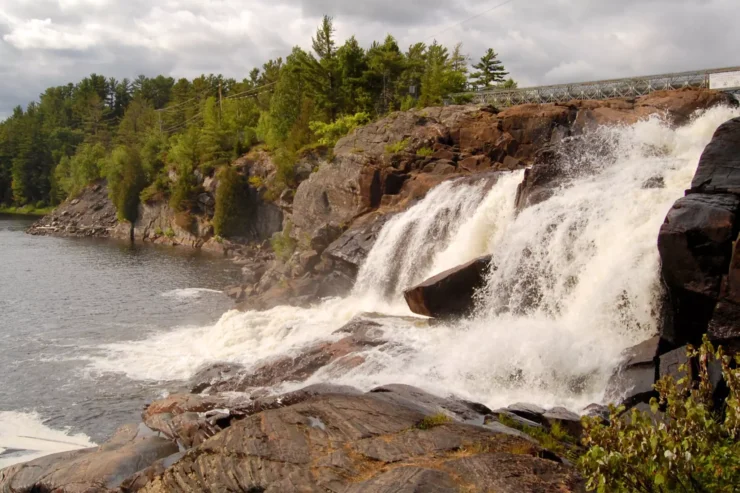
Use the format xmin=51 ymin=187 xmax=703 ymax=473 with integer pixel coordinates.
xmin=404 ymin=256 xmax=491 ymax=318
xmin=659 ymin=117 xmax=740 ymax=347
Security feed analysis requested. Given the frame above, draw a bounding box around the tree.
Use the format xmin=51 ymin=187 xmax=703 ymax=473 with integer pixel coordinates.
xmin=337 ymin=36 xmax=370 ymax=114
xmin=213 ymin=165 xmax=248 ymax=237
xmin=469 ymin=48 xmax=509 ymax=89
xmin=105 ymin=145 xmax=145 ymax=222
xmin=299 ymin=15 xmax=340 ymax=122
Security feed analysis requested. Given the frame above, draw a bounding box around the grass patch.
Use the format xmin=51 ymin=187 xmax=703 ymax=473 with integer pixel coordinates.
xmin=164 ymin=227 xmax=175 ymax=238
xmin=416 ymin=413 xmax=451 ymax=430
xmin=416 ymin=146 xmax=434 ymax=157
xmin=385 ymin=138 xmax=410 ymax=155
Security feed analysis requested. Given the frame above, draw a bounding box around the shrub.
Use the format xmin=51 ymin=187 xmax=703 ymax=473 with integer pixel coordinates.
xmin=416 ymin=146 xmax=434 ymax=157
xmin=154 ymin=227 xmax=163 ymax=236
xmin=248 ymin=175 xmax=263 ymax=189
xmin=164 ymin=227 xmax=175 ymax=238
xmin=270 ymin=222 xmax=297 ymax=263
xmin=579 ymin=337 xmax=740 ymax=493
xmin=385 ymin=138 xmax=409 ymax=155
xmin=309 ymin=112 xmax=371 ymax=148
xmin=416 ymin=413 xmax=451 ymax=430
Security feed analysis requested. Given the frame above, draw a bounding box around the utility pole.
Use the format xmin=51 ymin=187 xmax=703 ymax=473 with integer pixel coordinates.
xmin=218 ymin=81 xmax=223 ymax=122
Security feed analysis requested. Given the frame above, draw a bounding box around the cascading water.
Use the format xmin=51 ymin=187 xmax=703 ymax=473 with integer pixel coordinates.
xmin=92 ymin=105 xmax=740 ymax=412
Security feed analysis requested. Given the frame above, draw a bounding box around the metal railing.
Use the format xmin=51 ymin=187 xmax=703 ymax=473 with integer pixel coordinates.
xmin=448 ymin=66 xmax=740 ymax=107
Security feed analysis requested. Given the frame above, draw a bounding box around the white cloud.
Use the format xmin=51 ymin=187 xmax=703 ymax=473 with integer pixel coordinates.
xmin=3 ymin=18 xmax=96 ymax=50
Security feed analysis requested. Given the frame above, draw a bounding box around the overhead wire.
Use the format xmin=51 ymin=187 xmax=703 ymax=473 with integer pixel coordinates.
xmin=423 ymin=0 xmax=518 ymax=42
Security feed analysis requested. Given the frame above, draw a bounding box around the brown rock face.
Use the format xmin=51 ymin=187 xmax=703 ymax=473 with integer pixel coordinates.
xmin=404 ymin=256 xmax=491 ymax=318
xmin=138 ymin=393 xmax=583 ymax=493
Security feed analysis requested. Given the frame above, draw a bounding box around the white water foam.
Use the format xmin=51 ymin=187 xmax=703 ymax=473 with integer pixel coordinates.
xmin=91 ymin=106 xmax=740 ymax=411
xmin=161 ymin=288 xmax=223 ymax=300
xmin=0 ymin=411 xmax=95 ymax=470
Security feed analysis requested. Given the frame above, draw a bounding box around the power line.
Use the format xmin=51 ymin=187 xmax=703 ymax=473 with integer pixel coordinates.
xmin=424 ymin=0 xmax=518 ymax=42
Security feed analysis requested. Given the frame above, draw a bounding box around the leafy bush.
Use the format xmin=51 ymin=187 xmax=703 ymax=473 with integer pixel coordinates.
xmin=54 ymin=143 xmax=106 ymax=199
xmin=579 ymin=338 xmax=740 ymax=493
xmin=385 ymin=138 xmax=409 ymax=155
xmin=416 ymin=146 xmax=434 ymax=157
xmin=164 ymin=227 xmax=175 ymax=238
xmin=270 ymin=221 xmax=297 ymax=262
xmin=248 ymin=175 xmax=263 ymax=189
xmin=309 ymin=112 xmax=371 ymax=148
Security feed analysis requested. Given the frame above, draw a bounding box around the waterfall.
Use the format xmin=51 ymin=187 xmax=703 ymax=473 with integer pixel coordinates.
xmin=93 ymin=105 xmax=740 ymax=411
xmin=352 ymin=173 xmax=523 ymax=308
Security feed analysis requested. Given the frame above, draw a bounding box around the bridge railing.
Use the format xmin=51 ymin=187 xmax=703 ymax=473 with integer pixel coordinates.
xmin=448 ymin=66 xmax=740 ymax=107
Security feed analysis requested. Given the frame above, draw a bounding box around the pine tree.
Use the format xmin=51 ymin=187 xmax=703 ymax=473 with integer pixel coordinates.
xmin=469 ymin=48 xmax=509 ymax=89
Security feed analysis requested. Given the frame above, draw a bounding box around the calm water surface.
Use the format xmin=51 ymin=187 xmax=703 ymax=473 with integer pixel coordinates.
xmin=0 ymin=214 xmax=241 ymax=443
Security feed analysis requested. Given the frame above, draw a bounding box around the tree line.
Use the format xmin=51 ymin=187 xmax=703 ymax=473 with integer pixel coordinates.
xmin=0 ymin=16 xmax=514 ymax=233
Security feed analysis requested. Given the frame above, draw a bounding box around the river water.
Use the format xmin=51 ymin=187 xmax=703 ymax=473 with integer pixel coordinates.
xmin=0 ymin=217 xmax=241 ymax=467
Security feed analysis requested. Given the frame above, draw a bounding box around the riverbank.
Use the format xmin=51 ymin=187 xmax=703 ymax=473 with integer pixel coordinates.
xmin=0 ymin=205 xmax=53 ymax=216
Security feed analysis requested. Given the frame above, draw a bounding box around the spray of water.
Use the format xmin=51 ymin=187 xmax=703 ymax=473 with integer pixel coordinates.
xmin=92 ymin=106 xmax=740 ymax=411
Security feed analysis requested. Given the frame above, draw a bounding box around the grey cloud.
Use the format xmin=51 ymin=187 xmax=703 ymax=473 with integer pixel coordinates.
xmin=1 ymin=0 xmax=739 ymax=117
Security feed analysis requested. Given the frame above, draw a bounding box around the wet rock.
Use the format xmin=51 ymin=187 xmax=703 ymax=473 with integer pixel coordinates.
xmin=137 ymin=392 xmax=582 ymax=493
xmin=643 ymin=176 xmax=665 ymax=189
xmin=543 ymin=407 xmax=583 ymax=438
xmin=605 ymin=337 xmax=661 ymax=408
xmin=690 ymin=117 xmax=740 ymax=194
xmin=323 ymin=212 xmax=391 ymax=277
xmin=0 ymin=423 xmax=178 ymax=493
xmin=201 ymin=318 xmax=387 ymax=393
xmin=404 ymin=255 xmax=491 ymax=318
xmin=658 ymin=193 xmax=739 ymax=346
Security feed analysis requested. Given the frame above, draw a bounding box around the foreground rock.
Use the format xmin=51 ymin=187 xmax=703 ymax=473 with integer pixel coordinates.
xmin=404 ymin=256 xmax=491 ymax=318
xmin=139 ymin=391 xmax=583 ymax=493
xmin=0 ymin=424 xmax=178 ymax=493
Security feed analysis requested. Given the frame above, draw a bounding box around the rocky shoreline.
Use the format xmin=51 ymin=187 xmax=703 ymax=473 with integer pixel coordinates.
xmin=7 ymin=90 xmax=740 ymax=492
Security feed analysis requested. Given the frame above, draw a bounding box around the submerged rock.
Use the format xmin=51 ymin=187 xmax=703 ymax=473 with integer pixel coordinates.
xmin=404 ymin=256 xmax=491 ymax=318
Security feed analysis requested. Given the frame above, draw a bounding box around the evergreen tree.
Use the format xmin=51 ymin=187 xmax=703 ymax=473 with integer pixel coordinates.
xmin=469 ymin=48 xmax=509 ymax=89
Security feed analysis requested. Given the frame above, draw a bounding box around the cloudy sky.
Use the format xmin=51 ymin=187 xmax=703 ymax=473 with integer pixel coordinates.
xmin=1 ymin=0 xmax=738 ymax=118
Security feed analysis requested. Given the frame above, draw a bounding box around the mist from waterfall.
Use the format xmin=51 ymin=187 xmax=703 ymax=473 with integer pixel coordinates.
xmin=92 ymin=105 xmax=740 ymax=411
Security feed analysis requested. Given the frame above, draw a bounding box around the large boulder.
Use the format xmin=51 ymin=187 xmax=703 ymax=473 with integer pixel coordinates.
xmin=404 ymin=256 xmax=491 ymax=318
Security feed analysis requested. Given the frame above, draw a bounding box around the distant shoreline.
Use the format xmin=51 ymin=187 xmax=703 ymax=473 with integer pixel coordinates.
xmin=0 ymin=206 xmax=52 ymax=217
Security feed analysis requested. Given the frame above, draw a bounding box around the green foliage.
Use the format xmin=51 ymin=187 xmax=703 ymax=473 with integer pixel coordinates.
xmin=416 ymin=146 xmax=433 ymax=157
xmin=213 ymin=166 xmax=249 ymax=237
xmin=248 ymin=175 xmax=263 ymax=188
xmin=416 ymin=413 xmax=452 ymax=430
xmin=470 ymin=48 xmax=509 ymax=90
xmin=105 ymin=145 xmax=145 ymax=222
xmin=164 ymin=227 xmax=175 ymax=238
xmin=309 ymin=112 xmax=370 ymax=148
xmin=0 ymin=21 xmax=515 ymax=211
xmin=579 ymin=338 xmax=740 ymax=493
xmin=385 ymin=138 xmax=409 ymax=155
xmin=270 ymin=221 xmax=297 ymax=262
xmin=54 ymin=143 xmax=106 ymax=199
